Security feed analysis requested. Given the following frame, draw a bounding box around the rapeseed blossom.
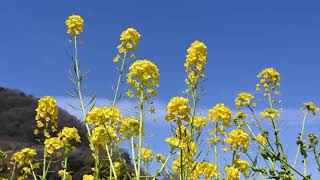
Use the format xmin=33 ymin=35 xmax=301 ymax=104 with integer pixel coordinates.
xmin=235 ymin=92 xmax=255 ymax=109
xmin=65 ymin=15 xmax=84 ymax=36
xmin=165 ymin=96 xmax=190 ymax=122
xmin=302 ymin=102 xmax=319 ymax=115
xmin=35 ymin=96 xmax=59 ymax=137
xmin=82 ymin=174 xmax=94 ymax=180
xmin=225 ymin=128 xmax=250 ymax=152
xmin=234 ymin=159 xmax=250 ymax=174
xmin=260 ymin=108 xmax=279 ymax=120
xmin=127 ymin=60 xmax=159 ymax=98
xmin=11 ymin=148 xmax=37 ymax=167
xmin=185 ymin=40 xmax=207 ymax=84
xmin=208 ymin=103 xmax=232 ymax=127
xmin=90 ymin=125 xmax=117 ymax=148
xmin=225 ymin=166 xmax=240 ymax=180
xmin=119 ymin=117 xmax=141 ymax=139
xmin=141 ymin=148 xmax=153 ymax=163
xmin=256 ymin=68 xmax=280 ymax=92
xmin=117 ymin=28 xmax=141 ymax=54
xmin=85 ymin=106 xmax=122 ymax=127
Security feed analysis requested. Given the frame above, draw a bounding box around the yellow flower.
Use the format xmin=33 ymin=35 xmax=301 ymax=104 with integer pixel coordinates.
xmin=11 ymin=148 xmax=37 ymax=167
xmin=44 ymin=137 xmax=64 ymax=154
xmin=256 ymin=134 xmax=267 ymax=146
xmin=65 ymin=15 xmax=84 ymax=36
xmin=113 ymin=162 xmax=122 ymax=175
xmin=141 ymin=148 xmax=153 ymax=163
xmin=225 ymin=128 xmax=250 ymax=153
xmin=185 ymin=40 xmax=207 ymax=84
xmin=90 ymin=125 xmax=117 ymax=148
xmin=127 ymin=60 xmax=160 ymax=98
xmin=58 ymin=169 xmax=72 ymax=180
xmin=233 ymin=112 xmax=248 ymax=121
xmin=119 ymin=117 xmax=141 ymax=139
xmin=59 ymin=127 xmax=81 ymax=143
xmin=234 ymin=159 xmax=250 ymax=174
xmin=86 ymin=106 xmax=122 ymax=127
xmin=165 ymin=96 xmax=190 ymax=122
xmin=235 ymin=92 xmax=255 ymax=109
xmin=260 ymin=108 xmax=279 ymax=120
xmin=193 ymin=116 xmax=207 ymax=127
xmin=302 ymin=102 xmax=319 ymax=115
xmin=257 ymin=68 xmax=280 ymax=92
xmin=225 ymin=166 xmax=240 ymax=180
xmin=35 ymin=96 xmax=59 ymax=137
xmin=155 ymin=153 xmax=166 ymax=163
xmin=82 ymin=174 xmax=94 ymax=180
xmin=117 ymin=28 xmax=141 ymax=53
xmin=208 ymin=103 xmax=232 ymax=127
xmin=195 ymin=162 xmax=219 ymax=180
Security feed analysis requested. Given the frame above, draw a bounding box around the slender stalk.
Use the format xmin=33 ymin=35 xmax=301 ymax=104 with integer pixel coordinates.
xmin=29 ymin=161 xmax=38 ymax=180
xmin=106 ymin=145 xmax=118 ymax=179
xmin=112 ymin=52 xmax=127 ymax=107
xmin=137 ymin=91 xmax=144 ymax=180
xmin=179 ymin=125 xmax=184 ymax=180
xmin=42 ymin=146 xmax=46 ymax=180
xmin=10 ymin=162 xmax=16 ymax=180
xmin=63 ymin=156 xmax=68 ymax=180
xmin=293 ymin=111 xmax=309 ymax=167
xmin=152 ymin=151 xmax=172 ymax=180
xmin=214 ymin=122 xmax=218 ymax=165
xmin=312 ymin=146 xmax=320 ymax=171
xmin=131 ymin=137 xmax=138 ymax=176
xmin=304 ymin=159 xmax=307 ymax=176
xmin=245 ymin=124 xmax=309 ymax=179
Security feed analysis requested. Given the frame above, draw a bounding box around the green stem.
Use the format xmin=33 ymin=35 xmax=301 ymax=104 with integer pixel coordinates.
xmin=42 ymin=146 xmax=46 ymax=180
xmin=131 ymin=137 xmax=138 ymax=176
xmin=312 ymin=146 xmax=320 ymax=172
xmin=106 ymin=145 xmax=118 ymax=179
xmin=304 ymin=159 xmax=307 ymax=176
xmin=63 ymin=156 xmax=68 ymax=180
xmin=245 ymin=125 xmax=309 ymax=179
xmin=214 ymin=122 xmax=218 ymax=165
xmin=293 ymin=111 xmax=309 ymax=167
xmin=152 ymin=151 xmax=173 ymax=180
xmin=179 ymin=125 xmax=184 ymax=180
xmin=10 ymin=162 xmax=16 ymax=180
xmin=112 ymin=52 xmax=127 ymax=107
xmin=137 ymin=91 xmax=144 ymax=180
xmin=29 ymin=161 xmax=38 ymax=180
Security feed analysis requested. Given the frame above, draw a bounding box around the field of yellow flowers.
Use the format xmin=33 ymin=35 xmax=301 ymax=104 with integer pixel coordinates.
xmin=1 ymin=14 xmax=320 ymax=180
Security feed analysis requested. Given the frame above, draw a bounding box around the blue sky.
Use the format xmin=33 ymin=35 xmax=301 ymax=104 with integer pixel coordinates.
xmin=1 ymin=0 xmax=320 ymax=178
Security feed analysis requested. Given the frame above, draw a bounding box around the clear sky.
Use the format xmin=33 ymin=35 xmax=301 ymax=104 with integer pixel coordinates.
xmin=1 ymin=0 xmax=320 ymax=177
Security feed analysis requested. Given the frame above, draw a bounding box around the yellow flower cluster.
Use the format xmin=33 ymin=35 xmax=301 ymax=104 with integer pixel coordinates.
xmin=127 ymin=60 xmax=159 ymax=98
xmin=235 ymin=92 xmax=255 ymax=109
xmin=113 ymin=162 xmax=122 ymax=175
xmin=166 ymin=126 xmax=191 ymax=148
xmin=119 ymin=117 xmax=141 ymax=139
xmin=165 ymin=96 xmax=190 ymax=122
xmin=256 ymin=67 xmax=280 ymax=92
xmin=233 ymin=112 xmax=248 ymax=121
xmin=171 ymin=142 xmax=197 ymax=173
xmin=44 ymin=137 xmax=64 ymax=154
xmin=260 ymin=108 xmax=279 ymax=120
xmin=155 ymin=153 xmax=166 ymax=163
xmin=44 ymin=127 xmax=81 ymax=154
xmin=86 ymin=106 xmax=122 ymax=127
xmin=225 ymin=129 xmax=250 ymax=153
xmin=58 ymin=169 xmax=72 ymax=180
xmin=193 ymin=162 xmax=219 ymax=180
xmin=141 ymin=147 xmax=153 ymax=163
xmin=302 ymin=102 xmax=319 ymax=115
xmin=90 ymin=125 xmax=117 ymax=148
xmin=193 ymin=116 xmax=207 ymax=128
xmin=185 ymin=40 xmax=207 ymax=84
xmin=65 ymin=15 xmax=84 ymax=36
xmin=225 ymin=166 xmax=240 ymax=180
xmin=11 ymin=148 xmax=37 ymax=167
xmin=82 ymin=174 xmax=94 ymax=180
xmin=116 ymin=28 xmax=141 ymax=55
xmin=256 ymin=133 xmax=267 ymax=146
xmin=35 ymin=96 xmax=59 ymax=138
xmin=208 ymin=103 xmax=233 ymax=127
xmin=234 ymin=159 xmax=250 ymax=174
